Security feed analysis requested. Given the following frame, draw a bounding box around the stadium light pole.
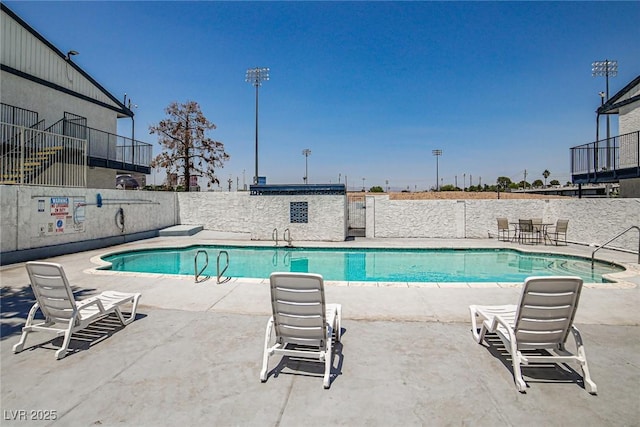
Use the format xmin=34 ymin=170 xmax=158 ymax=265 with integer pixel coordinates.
xmin=592 ymin=60 xmax=617 ymax=170
xmin=246 ymin=67 xmax=270 ymax=184
xmin=302 ymin=149 xmax=311 ymax=183
xmin=432 ymin=149 xmax=442 ymax=191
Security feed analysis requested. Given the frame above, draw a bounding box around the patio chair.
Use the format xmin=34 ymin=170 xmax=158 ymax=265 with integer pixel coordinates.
xmin=469 ymin=276 xmax=596 ymax=394
xmin=531 ymin=218 xmax=543 ymax=244
xmin=13 ymin=262 xmax=142 ymax=360
xmin=546 ymin=219 xmax=569 ymax=246
xmin=497 ymin=218 xmax=511 ymax=241
xmin=260 ymin=272 xmax=342 ymax=389
xmin=517 ymin=219 xmax=536 ymax=244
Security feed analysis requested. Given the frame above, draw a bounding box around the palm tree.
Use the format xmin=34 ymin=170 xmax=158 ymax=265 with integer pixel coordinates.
xmin=542 ymin=169 xmax=551 ymax=187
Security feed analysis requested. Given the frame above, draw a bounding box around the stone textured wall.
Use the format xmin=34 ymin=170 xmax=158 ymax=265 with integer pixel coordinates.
xmin=367 ymin=195 xmax=640 ymax=251
xmin=2 ymin=185 xmax=638 ymax=255
xmin=178 ymin=192 xmax=252 ymax=233
xmin=178 ymin=192 xmax=347 ymax=241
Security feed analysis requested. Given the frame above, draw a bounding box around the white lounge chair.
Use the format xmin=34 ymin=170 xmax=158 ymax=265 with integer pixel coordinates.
xmin=13 ymin=261 xmax=142 ymax=360
xmin=260 ymin=272 xmax=342 ymax=389
xmin=469 ymin=276 xmax=597 ymax=394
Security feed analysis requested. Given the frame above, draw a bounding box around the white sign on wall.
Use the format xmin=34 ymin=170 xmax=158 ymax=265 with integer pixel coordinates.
xmin=33 ymin=196 xmax=86 ymax=237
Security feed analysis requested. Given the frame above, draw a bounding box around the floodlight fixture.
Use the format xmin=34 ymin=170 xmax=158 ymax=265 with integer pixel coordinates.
xmin=65 ymin=50 xmax=79 ymax=60
xmin=591 ymin=60 xmax=618 ymax=78
xmin=245 ymin=67 xmax=270 ymax=86
xmin=246 ymin=67 xmax=270 ymax=184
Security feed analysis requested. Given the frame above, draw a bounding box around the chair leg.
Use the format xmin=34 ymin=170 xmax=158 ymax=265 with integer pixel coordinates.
xmin=12 ymin=302 xmax=39 ymax=354
xmin=105 ymin=293 xmax=141 ymax=326
xmin=55 ymin=324 xmax=75 ymax=360
xmin=323 ymin=341 xmax=333 ymax=389
xmin=334 ymin=305 xmax=342 ymax=343
xmin=12 ymin=328 xmax=31 ymax=354
xmin=511 ymin=350 xmax=528 ymax=393
xmin=260 ymin=317 xmax=274 ymax=382
xmin=469 ymin=306 xmax=486 ymax=344
xmin=571 ymin=327 xmax=597 ymax=394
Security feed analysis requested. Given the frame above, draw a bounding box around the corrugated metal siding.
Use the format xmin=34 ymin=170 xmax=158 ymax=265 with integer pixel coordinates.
xmin=1 ymin=9 xmax=119 ymax=110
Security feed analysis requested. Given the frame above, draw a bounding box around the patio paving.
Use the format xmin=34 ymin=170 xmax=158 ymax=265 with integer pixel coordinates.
xmin=1 ymin=236 xmax=639 ymax=426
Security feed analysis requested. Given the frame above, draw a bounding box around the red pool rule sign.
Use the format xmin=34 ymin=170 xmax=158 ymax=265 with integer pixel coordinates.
xmin=50 ymin=197 xmax=69 ymax=216
xmin=32 ymin=196 xmax=85 ymax=237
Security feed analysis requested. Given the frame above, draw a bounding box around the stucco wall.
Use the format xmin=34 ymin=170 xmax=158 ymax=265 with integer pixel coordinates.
xmin=177 ymin=192 xmax=347 ymax=242
xmin=366 ymin=195 xmax=640 ymax=251
xmin=2 ymin=186 xmax=639 ymax=263
xmin=0 ymin=185 xmax=177 ymax=255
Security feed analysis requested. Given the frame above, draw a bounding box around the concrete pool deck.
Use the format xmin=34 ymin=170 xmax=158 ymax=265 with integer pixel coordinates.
xmin=1 ymin=234 xmax=639 ymax=425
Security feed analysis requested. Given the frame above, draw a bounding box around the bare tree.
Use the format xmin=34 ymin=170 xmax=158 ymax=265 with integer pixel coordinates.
xmin=149 ymin=101 xmax=229 ymax=190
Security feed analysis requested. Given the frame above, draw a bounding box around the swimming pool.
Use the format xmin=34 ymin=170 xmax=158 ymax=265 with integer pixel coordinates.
xmin=101 ymin=245 xmax=624 ymax=283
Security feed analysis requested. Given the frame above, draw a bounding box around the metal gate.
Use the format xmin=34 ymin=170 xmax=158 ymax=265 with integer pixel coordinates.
xmin=347 ymin=194 xmax=365 ymax=237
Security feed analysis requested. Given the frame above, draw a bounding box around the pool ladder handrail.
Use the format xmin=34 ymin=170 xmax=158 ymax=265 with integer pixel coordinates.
xmin=194 ymin=250 xmax=209 ymax=283
xmin=282 ymin=228 xmax=293 ymax=246
xmin=283 ymin=228 xmax=292 ymax=247
xmin=273 ymin=228 xmax=279 ymax=246
xmin=194 ymin=250 xmax=231 ymax=283
xmin=217 ymin=250 xmax=231 ymax=284
xmin=591 ymin=225 xmax=640 ymax=268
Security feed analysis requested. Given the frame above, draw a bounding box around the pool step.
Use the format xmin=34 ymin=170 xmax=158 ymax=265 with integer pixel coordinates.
xmin=159 ymin=225 xmax=203 ymax=237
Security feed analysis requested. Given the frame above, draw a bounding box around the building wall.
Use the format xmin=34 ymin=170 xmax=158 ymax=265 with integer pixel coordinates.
xmin=366 ymin=195 xmax=640 ymax=251
xmin=1 ymin=7 xmax=123 ymax=128
xmin=617 ymin=84 xmax=639 ymax=169
xmin=87 ymin=167 xmax=117 ymax=190
xmin=619 ymin=102 xmax=640 ymax=136
xmin=1 ymin=72 xmax=117 ymax=133
xmin=620 ymin=178 xmax=640 ymax=198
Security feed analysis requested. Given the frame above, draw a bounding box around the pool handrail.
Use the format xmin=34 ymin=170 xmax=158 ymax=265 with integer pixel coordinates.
xmin=591 ymin=225 xmax=640 ymax=268
xmin=217 ymin=250 xmax=231 ymax=284
xmin=194 ymin=250 xmax=209 ymax=283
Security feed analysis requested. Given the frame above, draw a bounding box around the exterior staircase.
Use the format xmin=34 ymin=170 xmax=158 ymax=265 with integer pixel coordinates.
xmin=1 ymin=103 xmax=86 ymax=187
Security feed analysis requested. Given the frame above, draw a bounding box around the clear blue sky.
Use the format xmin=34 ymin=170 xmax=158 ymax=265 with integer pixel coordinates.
xmin=6 ymin=1 xmax=640 ymax=190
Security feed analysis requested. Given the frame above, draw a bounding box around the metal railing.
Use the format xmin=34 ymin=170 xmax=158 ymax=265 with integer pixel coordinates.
xmin=283 ymin=228 xmax=292 ymax=246
xmin=591 ymin=226 xmax=640 ymax=267
xmin=571 ymin=131 xmax=640 ymax=182
xmin=1 ymin=122 xmax=86 ymax=187
xmin=47 ymin=119 xmax=152 ymax=169
xmin=216 ymin=251 xmax=230 ymax=284
xmin=194 ymin=250 xmax=209 ymax=283
xmin=194 ymin=250 xmax=231 ymax=284
xmin=1 ymin=103 xmax=38 ymax=129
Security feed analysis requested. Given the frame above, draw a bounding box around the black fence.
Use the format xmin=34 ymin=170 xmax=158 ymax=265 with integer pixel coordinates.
xmin=571 ymin=130 xmax=640 ymax=184
xmin=250 ymin=184 xmax=346 ymax=195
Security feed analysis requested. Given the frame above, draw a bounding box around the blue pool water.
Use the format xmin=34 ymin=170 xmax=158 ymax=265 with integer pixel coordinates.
xmin=101 ymin=246 xmax=624 ymax=283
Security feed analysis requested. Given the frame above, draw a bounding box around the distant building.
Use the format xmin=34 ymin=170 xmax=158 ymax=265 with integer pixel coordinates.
xmin=570 ymin=74 xmax=640 ymax=197
xmin=1 ymin=4 xmax=151 ymax=189
xmin=599 ymin=75 xmax=640 ymax=170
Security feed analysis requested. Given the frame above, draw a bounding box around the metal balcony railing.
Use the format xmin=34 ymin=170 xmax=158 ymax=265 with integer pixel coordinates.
xmin=571 ymin=130 xmax=640 ymax=184
xmin=1 ymin=122 xmax=87 ymax=187
xmin=47 ymin=119 xmax=152 ymax=172
xmin=2 ymin=103 xmax=153 ymax=174
xmin=1 ymin=103 xmax=38 ymax=129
